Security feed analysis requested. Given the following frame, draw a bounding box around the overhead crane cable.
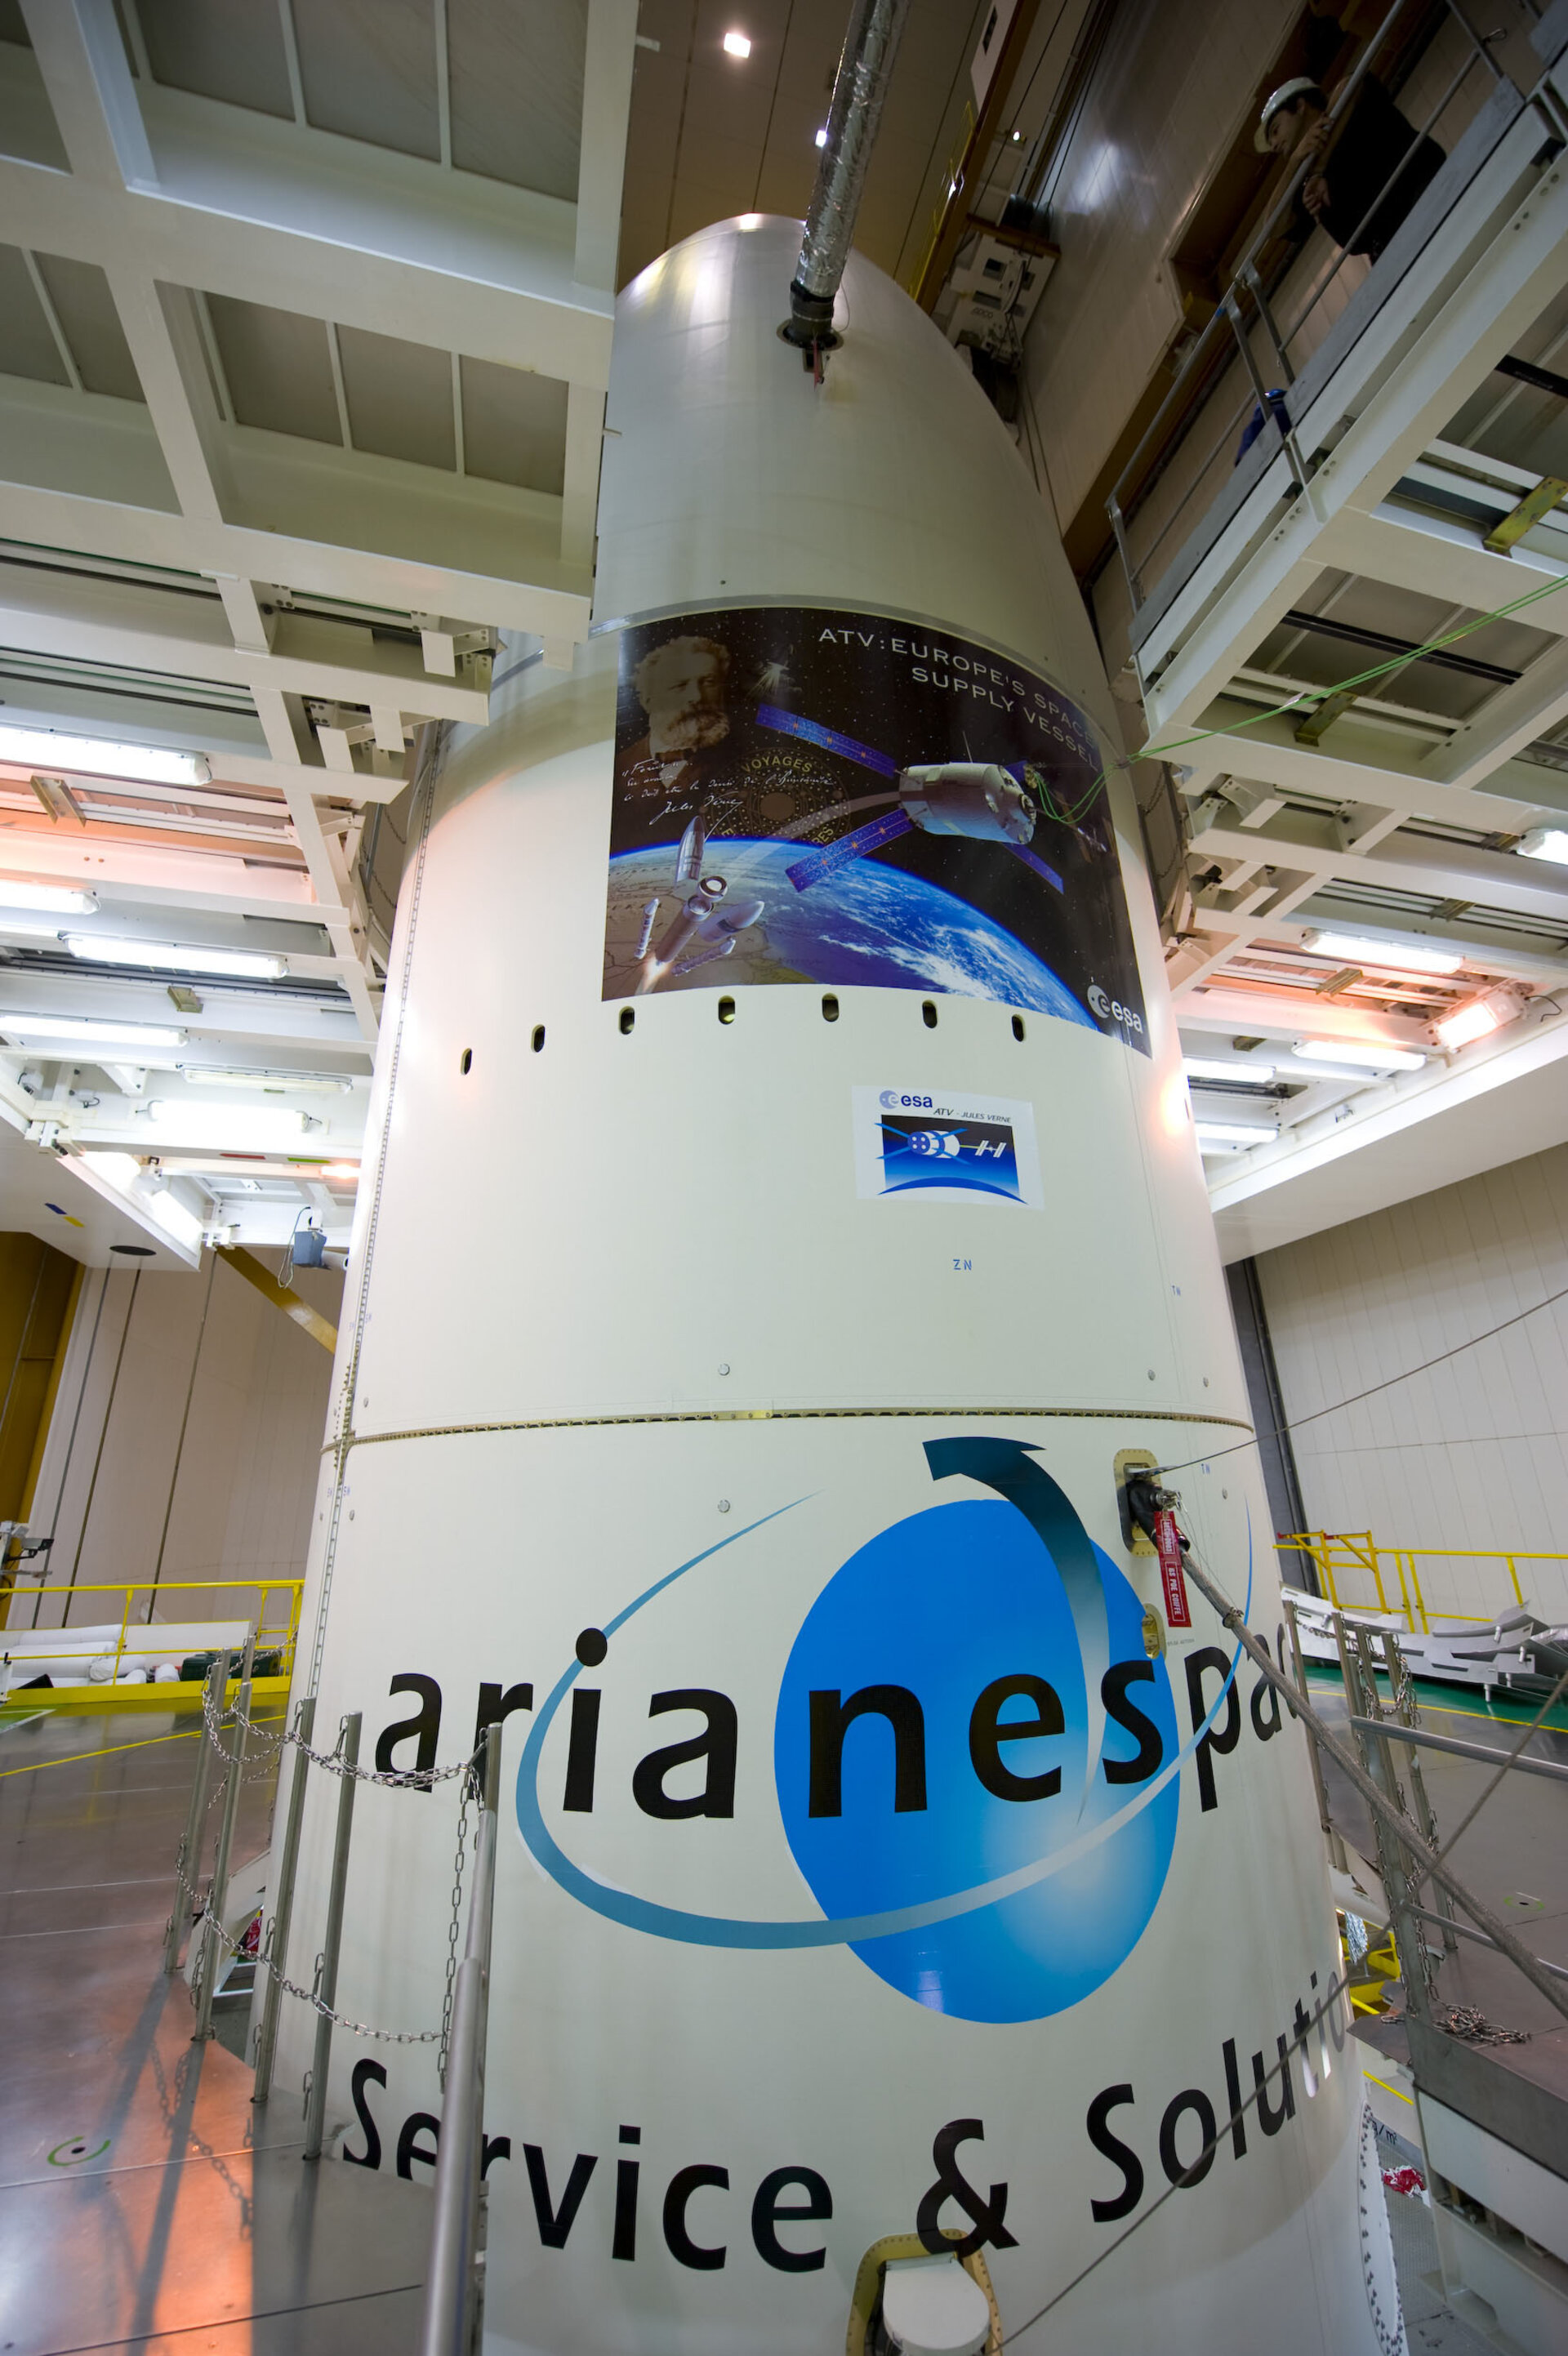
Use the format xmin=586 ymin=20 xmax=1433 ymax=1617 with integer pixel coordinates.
xmin=1151 ymin=1279 xmax=1568 ymax=1483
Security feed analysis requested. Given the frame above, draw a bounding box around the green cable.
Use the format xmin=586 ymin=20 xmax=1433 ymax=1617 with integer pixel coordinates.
xmin=1038 ymin=559 xmax=1568 ymax=827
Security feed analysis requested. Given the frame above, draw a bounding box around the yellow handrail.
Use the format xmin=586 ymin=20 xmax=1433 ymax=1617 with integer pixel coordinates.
xmin=1277 ymin=1532 xmax=1564 ymax=1637
xmin=13 ymin=1578 xmax=303 ymax=1686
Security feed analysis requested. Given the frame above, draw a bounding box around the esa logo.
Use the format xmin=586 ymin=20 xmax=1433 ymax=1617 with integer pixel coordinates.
xmin=880 ymin=1090 xmax=934 ymax=1109
xmin=1087 ymin=983 xmax=1144 ymax=1034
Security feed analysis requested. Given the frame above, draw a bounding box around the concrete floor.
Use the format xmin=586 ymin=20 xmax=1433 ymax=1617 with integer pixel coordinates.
xmin=2 ymin=1675 xmax=1558 ymax=2354
xmin=0 ymin=1701 xmax=430 ymax=2355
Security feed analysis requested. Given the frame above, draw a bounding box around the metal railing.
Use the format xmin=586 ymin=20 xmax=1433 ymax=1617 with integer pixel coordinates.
xmin=1279 ymin=1530 xmax=1568 ymax=1632
xmin=1105 ymin=0 xmax=1514 ymax=624
xmin=7 ymin=1576 xmax=303 ymax=1681
xmin=419 ymin=1722 xmax=502 ymax=2356
xmin=1181 ymin=1557 xmax=1568 ymax=2030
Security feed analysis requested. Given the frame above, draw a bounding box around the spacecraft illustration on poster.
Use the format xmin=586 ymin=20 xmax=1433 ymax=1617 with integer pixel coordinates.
xmin=602 ymin=606 xmax=1150 ymax=1051
xmin=851 ymin=1085 xmax=1044 ymax=1208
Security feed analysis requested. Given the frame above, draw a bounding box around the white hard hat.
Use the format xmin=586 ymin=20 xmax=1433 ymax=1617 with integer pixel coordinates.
xmin=1255 ymin=77 xmax=1326 ymax=152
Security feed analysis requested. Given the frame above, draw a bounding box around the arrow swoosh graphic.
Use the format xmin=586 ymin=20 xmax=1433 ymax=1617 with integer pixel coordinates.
xmin=515 ymin=1488 xmax=1254 ymax=1949
xmin=922 ymin=1436 xmax=1108 ymax=1815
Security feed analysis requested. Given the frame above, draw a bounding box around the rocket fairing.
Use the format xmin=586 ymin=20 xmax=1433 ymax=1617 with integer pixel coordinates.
xmin=271 ymin=218 xmax=1403 ymax=2356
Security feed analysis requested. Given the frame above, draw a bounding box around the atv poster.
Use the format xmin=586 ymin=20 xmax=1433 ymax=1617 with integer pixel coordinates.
xmin=603 ymin=605 xmax=1149 ymax=1052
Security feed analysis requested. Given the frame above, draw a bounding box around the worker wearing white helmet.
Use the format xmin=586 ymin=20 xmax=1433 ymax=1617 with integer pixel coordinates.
xmin=1256 ymin=68 xmax=1445 ymax=259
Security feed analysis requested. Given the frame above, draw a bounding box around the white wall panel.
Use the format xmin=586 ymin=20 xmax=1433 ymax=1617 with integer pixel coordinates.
xmin=1254 ymin=1145 xmax=1568 ymax=1620
xmin=22 ymin=1255 xmax=339 ymax=1635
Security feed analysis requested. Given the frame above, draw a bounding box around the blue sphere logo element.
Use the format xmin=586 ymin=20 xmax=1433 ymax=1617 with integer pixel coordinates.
xmin=774 ymin=1499 xmax=1179 ymax=2023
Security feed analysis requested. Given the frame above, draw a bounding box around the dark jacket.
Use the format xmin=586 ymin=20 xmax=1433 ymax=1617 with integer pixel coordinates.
xmin=1300 ymin=78 xmax=1445 ymax=259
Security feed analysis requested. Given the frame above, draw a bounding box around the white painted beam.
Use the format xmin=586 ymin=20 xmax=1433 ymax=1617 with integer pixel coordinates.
xmin=1175 ymin=698 xmax=1568 ymax=828
xmin=576 ymin=0 xmax=639 ymax=292
xmin=1423 ymin=635 xmax=1568 ymax=788
xmin=1191 ymin=817 xmax=1568 ymax=951
xmin=216 ymin=576 xmax=276 ymax=652
xmin=0 ymin=565 xmax=491 ymax=724
xmin=0 ymin=453 xmax=590 ymax=647
xmin=18 ymin=0 xmax=154 ymax=187
xmin=1138 ymin=127 xmax=1568 ymax=728
xmin=561 ymin=382 xmax=605 ymax=568
xmin=1174 ymin=989 xmax=1434 ymax=1049
xmin=0 ymin=126 xmax=613 ymax=390
xmin=1321 ymin=504 xmax=1568 ymax=637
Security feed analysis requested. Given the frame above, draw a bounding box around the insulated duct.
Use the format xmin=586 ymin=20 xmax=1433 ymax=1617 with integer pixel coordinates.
xmin=782 ymin=0 xmax=911 ymax=362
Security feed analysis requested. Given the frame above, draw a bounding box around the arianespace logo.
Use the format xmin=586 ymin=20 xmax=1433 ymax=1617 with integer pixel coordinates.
xmin=517 ymin=1442 xmax=1248 ymax=2024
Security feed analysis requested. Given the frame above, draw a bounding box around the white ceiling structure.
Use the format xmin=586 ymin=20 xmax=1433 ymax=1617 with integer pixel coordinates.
xmin=0 ymin=0 xmax=637 ymax=1263
xmin=1101 ymin=7 xmax=1568 ymax=1259
xmin=6 ymin=0 xmax=1562 ymax=1280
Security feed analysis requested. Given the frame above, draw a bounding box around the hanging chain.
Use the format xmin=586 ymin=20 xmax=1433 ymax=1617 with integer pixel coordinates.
xmin=439 ymin=1774 xmax=474 ymax=2089
xmin=198 ymin=1676 xmax=470 ymax=1788
xmin=176 ymin=1690 xmax=486 ymax=2052
xmin=188 ymin=1895 xmax=442 ymax=2043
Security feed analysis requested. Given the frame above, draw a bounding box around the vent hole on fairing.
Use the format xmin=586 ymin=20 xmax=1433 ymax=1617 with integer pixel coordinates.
xmin=460 ymin=1047 xmax=473 ymax=1075
xmin=921 ymin=1000 xmax=938 ymax=1029
xmin=718 ymin=996 xmax=736 ymax=1024
xmin=1012 ymin=1015 xmax=1026 ymax=1041
xmin=619 ymin=1007 xmax=635 ymax=1035
xmin=822 ymin=994 xmax=840 ymax=1022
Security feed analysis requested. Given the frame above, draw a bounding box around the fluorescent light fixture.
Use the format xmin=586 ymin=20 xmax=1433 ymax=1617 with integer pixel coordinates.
xmin=321 ymin=1162 xmax=360 ymax=1182
xmin=146 ymin=1188 xmax=205 ymax=1253
xmin=1518 ymin=826 xmax=1568 ymax=865
xmin=815 ymin=125 xmax=827 ymax=147
xmin=1294 ymin=1037 xmax=1427 ymax=1074
xmin=0 ymin=1014 xmax=185 ymax=1049
xmin=182 ymin=1065 xmax=351 ymax=1093
xmin=0 ymin=878 xmax=98 ymax=915
xmin=1184 ymin=1057 xmax=1277 ymax=1084
xmin=148 ymin=1098 xmax=313 ymax=1145
xmin=80 ymin=1150 xmax=140 ymax=1189
xmin=1435 ymin=988 xmax=1520 ymax=1050
xmin=63 ymin=934 xmax=286 ymax=980
xmin=0 ymin=724 xmax=208 ymax=787
xmin=722 ymin=29 xmax=751 ymax=56
xmin=1302 ymin=927 xmax=1463 ymax=977
xmin=0 ymin=916 xmax=69 ymax=940
xmin=1195 ymin=1120 xmax=1276 ymax=1146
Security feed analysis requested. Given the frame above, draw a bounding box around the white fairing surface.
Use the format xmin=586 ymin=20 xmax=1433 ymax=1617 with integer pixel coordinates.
xmin=268 ymin=220 xmax=1403 ymax=2355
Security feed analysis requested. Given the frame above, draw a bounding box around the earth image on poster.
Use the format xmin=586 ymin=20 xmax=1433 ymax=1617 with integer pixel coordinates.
xmin=605 ymin=840 xmax=1095 ymax=1020
xmin=602 ymin=605 xmax=1150 ymax=1049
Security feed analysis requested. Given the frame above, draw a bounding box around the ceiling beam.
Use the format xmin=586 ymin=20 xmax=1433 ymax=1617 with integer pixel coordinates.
xmin=1193 ymin=813 xmax=1568 ymax=927
xmin=0 ymin=452 xmax=590 ymax=645
xmin=0 ymin=133 xmax=612 ymax=392
xmin=1422 ymin=634 xmax=1568 ymax=790
xmin=0 ymin=563 xmax=489 ymax=723
xmin=1173 ymin=989 xmax=1434 ymax=1048
xmin=1321 ymin=503 xmax=1568 ymax=639
xmin=1174 ymin=697 xmax=1568 ymax=826
xmin=1138 ymin=116 xmax=1568 ymax=731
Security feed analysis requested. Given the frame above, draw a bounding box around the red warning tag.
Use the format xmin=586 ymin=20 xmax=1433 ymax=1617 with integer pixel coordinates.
xmin=1156 ymin=1508 xmax=1192 ymax=1628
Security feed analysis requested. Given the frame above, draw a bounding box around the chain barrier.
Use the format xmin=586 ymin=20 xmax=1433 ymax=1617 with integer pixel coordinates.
xmin=439 ymin=1775 xmax=474 ymax=2089
xmin=177 ymin=1685 xmax=487 ymax=2055
xmin=199 ymin=1677 xmax=473 ymax=1789
xmin=187 ymin=1889 xmax=443 ymax=2044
